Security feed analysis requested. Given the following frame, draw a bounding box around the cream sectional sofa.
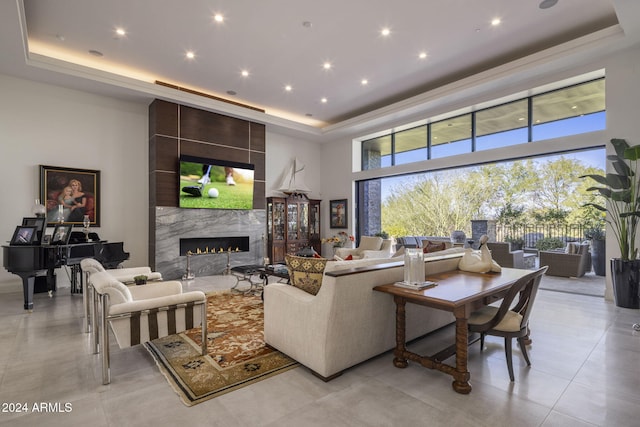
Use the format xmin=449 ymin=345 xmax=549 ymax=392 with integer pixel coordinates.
xmin=263 ymin=247 xmax=465 ymax=380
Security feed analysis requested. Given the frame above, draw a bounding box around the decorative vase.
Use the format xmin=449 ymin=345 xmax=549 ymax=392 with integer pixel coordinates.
xmin=404 ymin=248 xmax=425 ymax=285
xmin=610 ymin=258 xmax=640 ymax=309
xmin=450 ymin=230 xmax=466 ymax=244
xmin=590 ymin=239 xmax=606 ymax=276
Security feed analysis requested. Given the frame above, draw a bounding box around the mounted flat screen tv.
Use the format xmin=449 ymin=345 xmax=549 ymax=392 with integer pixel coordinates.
xmin=179 ymin=155 xmax=254 ymax=210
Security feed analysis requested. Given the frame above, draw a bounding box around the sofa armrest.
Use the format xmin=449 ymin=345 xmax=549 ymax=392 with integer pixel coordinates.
xmin=109 ymin=290 xmax=206 ymax=316
xmin=108 ymin=267 xmax=163 ymax=283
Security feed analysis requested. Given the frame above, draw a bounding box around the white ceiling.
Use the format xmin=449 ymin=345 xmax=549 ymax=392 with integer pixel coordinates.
xmin=1 ymin=0 xmax=639 ymax=141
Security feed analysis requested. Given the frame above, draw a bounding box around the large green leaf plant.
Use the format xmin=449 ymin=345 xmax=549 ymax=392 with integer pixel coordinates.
xmin=581 ymin=138 xmax=640 ymax=261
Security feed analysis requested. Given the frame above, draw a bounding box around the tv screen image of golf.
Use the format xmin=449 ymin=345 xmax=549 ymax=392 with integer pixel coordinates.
xmin=179 ymin=156 xmax=254 ymax=210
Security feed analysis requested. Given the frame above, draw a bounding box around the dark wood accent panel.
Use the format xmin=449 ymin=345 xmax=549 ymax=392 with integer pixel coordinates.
xmin=250 ymin=151 xmax=266 ymax=181
xmin=180 ymin=105 xmax=250 ymax=147
xmin=250 ymin=122 xmax=266 ymax=152
xmin=149 ymin=99 xmax=178 ymax=137
xmin=154 ymin=171 xmax=178 ymax=207
xmin=253 ymin=182 xmax=266 ymax=210
xmin=180 ymin=140 xmax=252 ymax=164
xmin=150 ymin=136 xmax=178 ymax=172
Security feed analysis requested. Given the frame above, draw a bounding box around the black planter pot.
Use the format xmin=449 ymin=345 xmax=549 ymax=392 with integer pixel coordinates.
xmin=591 ymin=239 xmax=606 ymax=276
xmin=610 ymin=258 xmax=640 ymax=309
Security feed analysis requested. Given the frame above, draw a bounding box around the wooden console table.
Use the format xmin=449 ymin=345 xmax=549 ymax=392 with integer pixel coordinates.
xmin=373 ymin=268 xmax=530 ymax=394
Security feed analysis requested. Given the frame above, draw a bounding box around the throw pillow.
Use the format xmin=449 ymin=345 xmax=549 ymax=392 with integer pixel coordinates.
xmin=285 ymin=254 xmax=328 ymax=296
xmin=423 ymin=241 xmax=446 ymax=253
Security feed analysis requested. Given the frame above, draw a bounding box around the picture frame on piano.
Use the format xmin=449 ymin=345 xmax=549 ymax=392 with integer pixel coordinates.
xmin=51 ymin=224 xmax=73 ymax=245
xmin=40 ymin=165 xmax=101 ymax=227
xmin=21 ymin=217 xmax=46 ymax=245
xmin=10 ymin=225 xmax=38 ymax=245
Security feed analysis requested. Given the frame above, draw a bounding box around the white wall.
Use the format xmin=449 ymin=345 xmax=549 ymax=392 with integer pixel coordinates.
xmin=0 ymin=74 xmax=148 ymax=289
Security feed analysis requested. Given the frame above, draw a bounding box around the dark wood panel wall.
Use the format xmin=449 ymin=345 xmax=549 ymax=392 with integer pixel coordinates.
xmin=148 ymin=99 xmax=266 ymax=267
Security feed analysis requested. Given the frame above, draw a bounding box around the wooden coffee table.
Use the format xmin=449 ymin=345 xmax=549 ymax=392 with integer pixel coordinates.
xmin=373 ymin=268 xmax=530 ymax=394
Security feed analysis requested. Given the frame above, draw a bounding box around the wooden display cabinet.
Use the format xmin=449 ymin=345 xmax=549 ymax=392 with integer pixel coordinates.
xmin=266 ymin=194 xmax=321 ymax=264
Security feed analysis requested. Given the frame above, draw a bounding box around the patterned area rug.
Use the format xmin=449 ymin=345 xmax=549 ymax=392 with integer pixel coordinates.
xmin=145 ymin=291 xmax=298 ymax=406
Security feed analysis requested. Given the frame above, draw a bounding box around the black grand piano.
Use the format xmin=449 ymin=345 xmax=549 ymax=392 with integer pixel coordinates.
xmin=3 ymin=227 xmax=130 ymax=311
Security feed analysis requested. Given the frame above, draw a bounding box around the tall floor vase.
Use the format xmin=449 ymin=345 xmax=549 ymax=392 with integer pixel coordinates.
xmin=610 ymin=258 xmax=640 ymax=309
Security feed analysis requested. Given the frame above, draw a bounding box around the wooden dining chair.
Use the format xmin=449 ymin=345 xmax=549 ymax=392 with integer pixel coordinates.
xmin=468 ymin=266 xmax=548 ymax=381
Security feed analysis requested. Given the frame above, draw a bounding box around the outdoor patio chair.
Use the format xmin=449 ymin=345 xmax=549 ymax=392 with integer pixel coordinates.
xmin=486 ymin=242 xmax=525 ymax=269
xmin=468 ymin=266 xmax=547 ymax=381
xmin=539 ymin=243 xmax=591 ymax=277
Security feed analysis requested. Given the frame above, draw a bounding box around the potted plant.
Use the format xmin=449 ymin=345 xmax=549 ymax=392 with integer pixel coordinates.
xmin=584 ymin=227 xmax=606 ymax=276
xmin=133 ymin=275 xmax=148 ymax=285
xmin=582 ymin=138 xmax=640 ymax=308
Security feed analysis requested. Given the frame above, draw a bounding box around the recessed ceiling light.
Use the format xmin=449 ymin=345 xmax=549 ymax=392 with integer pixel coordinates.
xmin=88 ymin=50 xmax=103 ymax=57
xmin=518 ymin=117 xmax=525 ymax=121
xmin=213 ymin=13 xmax=224 ymax=23
xmin=115 ymin=27 xmax=126 ymax=37
xmin=284 ymin=85 xmax=292 ymax=92
xmin=185 ymin=51 xmax=195 ymax=59
xmin=305 ymin=113 xmax=313 ymax=117
xmin=361 ymin=79 xmax=368 ymax=86
xmin=227 ymin=90 xmax=237 ymax=96
xmin=539 ymin=0 xmax=558 ymax=9
xmin=571 ymin=105 xmax=577 ymax=109
xmin=241 ymin=70 xmax=250 ymax=77
xmin=55 ymin=34 xmax=65 ymax=42
xmin=321 ymin=97 xmax=328 ymax=103
xmin=381 ymin=27 xmax=391 ymax=37
xmin=302 ymin=21 xmax=312 ymax=28
xmin=418 ymin=52 xmax=427 ymax=59
xmin=323 ymin=62 xmax=332 ymax=70
xmin=491 ymin=18 xmax=501 ymax=26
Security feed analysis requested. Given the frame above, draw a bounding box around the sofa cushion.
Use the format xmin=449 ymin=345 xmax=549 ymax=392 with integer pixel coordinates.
xmin=422 ymin=240 xmax=446 ymax=253
xmin=285 ymin=254 xmax=328 ymax=296
xmin=359 ymin=236 xmax=384 ymax=251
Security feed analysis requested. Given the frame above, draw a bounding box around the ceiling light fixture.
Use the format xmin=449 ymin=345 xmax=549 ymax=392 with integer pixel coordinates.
xmin=115 ymin=27 xmax=126 ymax=37
xmin=241 ymin=70 xmax=249 ymax=77
xmin=323 ymin=62 xmax=332 ymax=70
xmin=88 ymin=50 xmax=103 ymax=57
xmin=285 ymin=85 xmax=292 ymax=92
xmin=226 ymin=90 xmax=237 ymax=96
xmin=321 ymin=97 xmax=328 ymax=103
xmin=361 ymin=79 xmax=368 ymax=86
xmin=185 ymin=51 xmax=195 ymax=59
xmin=539 ymin=0 xmax=558 ymax=9
xmin=213 ymin=13 xmax=224 ymax=23
xmin=491 ymin=18 xmax=501 ymax=26
xmin=418 ymin=52 xmax=427 ymax=59
xmin=302 ymin=21 xmax=312 ymax=28
xmin=381 ymin=27 xmax=391 ymax=37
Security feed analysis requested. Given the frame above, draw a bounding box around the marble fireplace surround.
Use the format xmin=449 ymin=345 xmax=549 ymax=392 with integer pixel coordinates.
xmin=155 ymin=207 xmax=266 ymax=280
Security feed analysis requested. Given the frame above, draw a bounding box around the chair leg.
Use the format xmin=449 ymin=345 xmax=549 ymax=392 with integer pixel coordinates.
xmin=480 ymin=332 xmax=485 ymax=350
xmin=518 ymin=337 xmax=531 ymax=366
xmin=504 ymin=338 xmax=515 ymax=382
xmin=100 ymin=293 xmax=111 ymax=385
xmin=200 ymin=302 xmax=207 ymax=356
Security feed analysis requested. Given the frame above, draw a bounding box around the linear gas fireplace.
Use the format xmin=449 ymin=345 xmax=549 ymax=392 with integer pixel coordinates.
xmin=179 ymin=236 xmax=250 ymax=256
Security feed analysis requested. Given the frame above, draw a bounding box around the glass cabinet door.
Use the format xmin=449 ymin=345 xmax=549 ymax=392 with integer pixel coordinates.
xmin=274 ymin=201 xmax=285 ymax=240
xmin=300 ymin=203 xmax=309 ymax=236
xmin=287 ymin=203 xmax=298 ymax=240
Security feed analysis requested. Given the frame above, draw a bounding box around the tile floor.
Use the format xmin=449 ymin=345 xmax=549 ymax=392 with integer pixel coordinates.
xmin=0 ymin=272 xmax=639 ymax=427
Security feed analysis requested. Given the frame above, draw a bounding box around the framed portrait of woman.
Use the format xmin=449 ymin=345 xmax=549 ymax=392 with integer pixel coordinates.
xmin=330 ymin=199 xmax=348 ymax=228
xmin=40 ymin=165 xmax=101 ymax=227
